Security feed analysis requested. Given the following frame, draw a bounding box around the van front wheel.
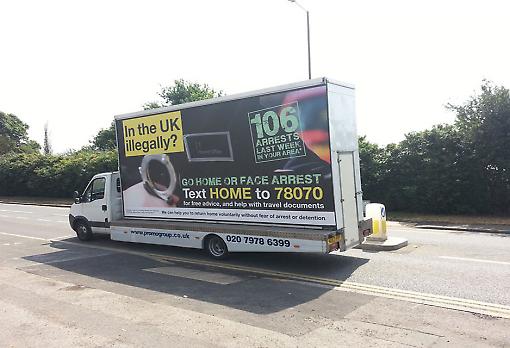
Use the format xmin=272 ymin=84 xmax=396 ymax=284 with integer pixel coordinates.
xmin=75 ymin=221 xmax=93 ymax=241
xmin=205 ymin=235 xmax=229 ymax=260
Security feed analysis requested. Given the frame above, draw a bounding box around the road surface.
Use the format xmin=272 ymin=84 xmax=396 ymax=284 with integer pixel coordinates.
xmin=0 ymin=203 xmax=509 ymax=347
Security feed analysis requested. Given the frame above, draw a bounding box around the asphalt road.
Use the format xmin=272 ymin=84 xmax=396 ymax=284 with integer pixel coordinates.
xmin=0 ymin=203 xmax=509 ymax=347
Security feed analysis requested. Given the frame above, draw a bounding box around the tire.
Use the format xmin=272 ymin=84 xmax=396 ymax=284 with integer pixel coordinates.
xmin=74 ymin=220 xmax=93 ymax=241
xmin=205 ymin=235 xmax=229 ymax=260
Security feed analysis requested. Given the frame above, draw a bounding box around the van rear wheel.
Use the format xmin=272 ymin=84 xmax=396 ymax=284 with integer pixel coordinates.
xmin=75 ymin=221 xmax=93 ymax=241
xmin=205 ymin=235 xmax=229 ymax=259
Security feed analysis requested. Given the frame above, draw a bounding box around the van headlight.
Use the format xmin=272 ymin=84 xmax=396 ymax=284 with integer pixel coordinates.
xmin=139 ymin=154 xmax=177 ymax=202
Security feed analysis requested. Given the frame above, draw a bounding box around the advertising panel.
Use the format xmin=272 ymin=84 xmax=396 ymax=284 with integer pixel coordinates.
xmin=116 ymin=85 xmax=336 ymax=227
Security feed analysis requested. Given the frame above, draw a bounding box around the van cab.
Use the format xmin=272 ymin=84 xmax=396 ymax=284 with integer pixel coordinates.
xmin=69 ymin=172 xmax=122 ymax=240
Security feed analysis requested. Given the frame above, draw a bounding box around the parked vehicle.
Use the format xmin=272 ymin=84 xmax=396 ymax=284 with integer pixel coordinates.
xmin=69 ymin=78 xmax=372 ymax=259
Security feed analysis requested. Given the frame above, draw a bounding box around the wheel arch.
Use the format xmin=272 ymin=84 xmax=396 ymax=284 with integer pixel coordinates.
xmin=203 ymin=233 xmax=229 ymax=259
xmin=71 ymin=215 xmax=90 ymax=231
xmin=202 ymin=233 xmax=221 ymax=249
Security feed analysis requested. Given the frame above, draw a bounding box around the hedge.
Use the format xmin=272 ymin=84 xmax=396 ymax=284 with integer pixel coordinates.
xmin=0 ymin=150 xmax=118 ymax=198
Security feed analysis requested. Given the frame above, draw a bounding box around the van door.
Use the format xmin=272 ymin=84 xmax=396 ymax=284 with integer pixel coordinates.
xmin=80 ymin=176 xmax=109 ymax=232
xmin=338 ymin=151 xmax=362 ymax=249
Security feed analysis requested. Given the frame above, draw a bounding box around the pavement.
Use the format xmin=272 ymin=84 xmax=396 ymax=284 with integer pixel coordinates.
xmin=0 ymin=203 xmax=509 ymax=347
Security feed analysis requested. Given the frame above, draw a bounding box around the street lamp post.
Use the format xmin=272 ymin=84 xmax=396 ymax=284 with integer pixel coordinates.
xmin=288 ymin=0 xmax=311 ymax=79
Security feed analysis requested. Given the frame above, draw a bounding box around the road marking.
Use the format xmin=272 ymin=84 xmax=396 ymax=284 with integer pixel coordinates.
xmin=440 ymin=256 xmax=510 ymax=266
xmin=152 ymin=254 xmax=510 ymax=319
xmin=15 ymin=216 xmax=29 ymax=220
xmin=0 ymin=209 xmax=32 ymax=214
xmin=144 ymin=266 xmax=243 ymax=285
xmin=52 ymin=239 xmax=510 ymax=319
xmin=2 ymin=231 xmax=510 ymax=319
xmin=36 ymin=219 xmax=53 ymax=222
xmin=0 ymin=231 xmax=73 ymax=241
xmin=0 ymin=231 xmax=48 ymax=241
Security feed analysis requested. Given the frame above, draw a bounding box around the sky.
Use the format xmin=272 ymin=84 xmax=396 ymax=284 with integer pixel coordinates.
xmin=1 ymin=0 xmax=509 ymax=153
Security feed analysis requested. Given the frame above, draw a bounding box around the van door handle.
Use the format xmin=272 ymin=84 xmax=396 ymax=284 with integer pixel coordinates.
xmin=102 ymin=204 xmax=107 ymax=211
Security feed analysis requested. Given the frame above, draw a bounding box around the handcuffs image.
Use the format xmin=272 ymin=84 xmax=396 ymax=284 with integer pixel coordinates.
xmin=139 ymin=132 xmax=233 ymax=203
xmin=139 ymin=154 xmax=177 ymax=204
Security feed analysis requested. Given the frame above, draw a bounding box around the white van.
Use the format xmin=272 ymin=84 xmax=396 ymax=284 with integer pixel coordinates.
xmin=69 ymin=78 xmax=372 ymax=259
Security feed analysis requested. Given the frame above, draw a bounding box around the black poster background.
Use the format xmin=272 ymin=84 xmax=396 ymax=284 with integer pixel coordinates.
xmin=116 ymin=85 xmax=336 ymax=227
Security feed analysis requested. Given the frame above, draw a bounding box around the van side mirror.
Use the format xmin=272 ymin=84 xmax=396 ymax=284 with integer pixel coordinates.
xmin=73 ymin=190 xmax=81 ymax=203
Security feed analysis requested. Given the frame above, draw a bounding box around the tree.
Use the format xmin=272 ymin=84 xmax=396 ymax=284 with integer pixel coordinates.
xmin=358 ymin=136 xmax=384 ymax=202
xmin=142 ymin=102 xmax=163 ymax=110
xmin=0 ymin=111 xmax=40 ymax=155
xmin=89 ymin=79 xmax=223 ymax=150
xmin=447 ymin=81 xmax=510 ymax=213
xmin=384 ymin=125 xmax=485 ymax=213
xmin=43 ymin=122 xmax=52 ymax=155
xmin=90 ymin=121 xmax=116 ymax=151
xmin=359 ymin=81 xmax=510 ymax=215
xmin=143 ymin=79 xmax=223 ymax=110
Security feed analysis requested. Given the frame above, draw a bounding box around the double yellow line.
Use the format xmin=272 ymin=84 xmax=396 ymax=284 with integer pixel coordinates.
xmin=151 ymin=253 xmax=510 ymax=319
xmin=45 ymin=238 xmax=510 ymax=320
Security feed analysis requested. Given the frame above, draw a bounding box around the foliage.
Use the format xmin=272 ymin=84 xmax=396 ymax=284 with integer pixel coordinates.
xmin=360 ymin=81 xmax=510 ymax=215
xmin=90 ymin=79 xmax=224 ymax=150
xmin=0 ymin=78 xmax=224 ymax=198
xmin=0 ymin=150 xmax=118 ymax=198
xmin=448 ymin=81 xmax=510 ymax=213
xmin=43 ymin=122 xmax=52 ymax=155
xmin=358 ymin=136 xmax=384 ymax=202
xmin=142 ymin=102 xmax=163 ymax=110
xmin=90 ymin=121 xmax=116 ymax=151
xmin=0 ymin=111 xmax=40 ymax=155
xmin=143 ymin=79 xmax=223 ymax=110
xmin=2 ymin=80 xmax=509 ymax=216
